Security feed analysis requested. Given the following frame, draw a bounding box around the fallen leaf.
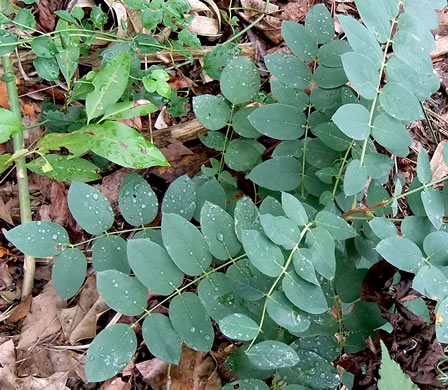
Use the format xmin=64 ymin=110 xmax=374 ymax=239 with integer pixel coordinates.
xmin=95 ymin=168 xmax=131 ymax=208
xmin=6 ymin=295 xmax=32 ymax=323
xmin=0 ymin=262 xmax=13 ymax=289
xmin=160 ymin=138 xmax=193 ymax=162
xmin=100 ymin=378 xmax=132 ymax=390
xmin=0 ymin=197 xmax=13 ymax=225
xmin=430 ymin=140 xmax=448 ymax=182
xmin=0 ymin=81 xmax=8 ymax=108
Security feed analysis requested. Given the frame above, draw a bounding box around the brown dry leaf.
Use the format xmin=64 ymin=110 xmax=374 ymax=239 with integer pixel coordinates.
xmin=0 ymin=339 xmax=18 ymax=390
xmin=137 ymin=346 xmax=222 ymax=390
xmin=95 ymin=168 xmax=131 ymax=208
xmin=240 ymin=0 xmax=282 ymax=44
xmin=0 ymin=81 xmax=8 ymax=108
xmin=100 ymin=378 xmax=132 ymax=390
xmin=6 ymin=295 xmax=32 ymax=323
xmin=17 ymin=282 xmax=66 ymax=351
xmin=430 ymin=140 xmax=448 ymax=182
xmin=37 ymin=0 xmax=61 ymax=32
xmin=160 ymin=138 xmax=194 ymax=162
xmin=0 ymin=262 xmax=13 ymax=289
xmin=0 ymin=196 xmax=14 ymax=225
xmin=282 ymin=0 xmax=315 ymax=22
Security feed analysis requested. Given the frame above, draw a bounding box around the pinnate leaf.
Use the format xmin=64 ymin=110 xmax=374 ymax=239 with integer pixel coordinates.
xmin=52 ymin=248 xmax=87 ymax=300
xmin=161 ymin=174 xmax=196 ymax=220
xmin=219 ymin=313 xmax=260 ymax=341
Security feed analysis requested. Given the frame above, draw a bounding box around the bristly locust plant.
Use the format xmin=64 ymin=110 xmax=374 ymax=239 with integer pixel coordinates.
xmin=4 ymin=0 xmax=448 ymax=388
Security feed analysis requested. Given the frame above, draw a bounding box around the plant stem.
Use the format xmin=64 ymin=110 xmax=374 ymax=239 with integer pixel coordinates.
xmin=2 ymin=55 xmax=34 ymax=298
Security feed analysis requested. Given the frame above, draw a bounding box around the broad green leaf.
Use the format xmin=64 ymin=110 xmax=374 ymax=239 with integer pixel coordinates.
xmin=315 ymin=211 xmax=358 ymax=240
xmin=56 ymin=47 xmax=80 ymax=86
xmin=219 ymin=313 xmax=259 ymax=341
xmin=161 ymin=174 xmax=196 ymax=220
xmin=105 ymin=103 xmax=157 ymax=120
xmin=305 ymin=3 xmax=334 ymax=44
xmin=31 ymin=36 xmax=58 ymax=58
xmin=224 ymin=139 xmax=264 ymax=172
xmin=332 ymin=104 xmax=371 ymax=140
xmin=199 ymin=132 xmax=226 ymax=151
xmin=291 ymin=335 xmax=340 ymax=361
xmin=6 ymin=221 xmax=69 ymax=257
xmin=0 ymin=153 xmax=12 ymax=175
xmin=0 ymin=108 xmax=24 ymax=143
xmin=336 ymin=268 xmax=368 ymax=303
xmin=162 ymin=213 xmax=212 ymax=275
xmin=310 ymin=87 xmax=342 ymax=114
xmin=338 ymin=15 xmax=383 ymax=68
xmin=119 ymin=172 xmax=158 ymax=226
xmin=416 ymin=148 xmax=432 ymax=184
xmin=85 ymin=53 xmax=130 ymax=121
xmin=234 ymin=196 xmax=262 ymax=241
xmin=401 ymin=216 xmax=432 ymax=244
xmin=97 ymin=270 xmax=147 ymax=315
xmin=134 ymin=33 xmax=163 ymax=54
xmin=267 ymin=291 xmax=311 ymax=333
xmin=282 ymin=21 xmax=318 ymax=61
xmin=232 ymin=107 xmax=262 ymax=138
xmin=271 ymin=82 xmax=309 ymax=112
xmin=413 ymin=265 xmax=448 ymax=301
xmin=26 ymin=155 xmax=100 ymax=182
xmin=379 ymin=83 xmax=423 ymax=121
xmin=247 ymin=341 xmax=299 ymax=369
xmin=313 ymin=66 xmax=348 ymax=89
xmin=317 ymin=40 xmax=351 ymax=67
xmin=423 ymin=232 xmax=448 ymax=266
xmin=376 ymin=236 xmax=425 ymax=273
xmin=92 ymin=236 xmax=130 ymax=273
xmin=33 ymin=57 xmax=60 ymax=81
xmin=407 ymin=179 xmax=427 ymax=216
xmin=260 ymin=196 xmax=284 ymax=216
xmin=265 ymin=54 xmax=312 ymax=89
xmin=68 ymin=182 xmax=114 ymax=235
xmin=249 ymin=104 xmax=306 ymax=140
xmin=193 ymin=94 xmax=231 ymax=130
xmin=193 ymin=178 xmax=227 ymax=221
xmin=36 ymin=132 xmax=88 ymax=157
xmin=355 ymin=0 xmax=392 ymax=43
xmin=378 ymin=341 xmax=419 ymax=390
xmin=248 ymin=157 xmax=301 ymax=191
xmin=222 ymin=379 xmax=269 ymax=390
xmin=52 ymin=248 xmax=87 ymax=300
xmin=132 ymin=229 xmax=163 ymax=245
xmin=241 ymin=230 xmax=285 ymax=277
xmin=75 ymin=121 xmax=169 ymax=169
xmin=421 ymin=188 xmax=444 ymax=230
xmin=305 ymin=227 xmax=336 ymax=280
xmin=437 ymin=297 xmax=448 ymax=343
xmin=281 ymin=192 xmax=308 ymax=226
xmin=260 ymin=214 xmax=301 ymax=250
xmin=305 ymin=138 xmax=340 ymax=169
xmin=344 ymin=159 xmax=368 ymax=196
xmin=345 ymin=300 xmax=386 ymax=336
xmin=341 ymin=52 xmax=379 ymax=99
xmin=14 ymin=9 xmax=35 ymax=31
xmin=203 ymin=42 xmax=242 ymax=80
xmin=368 ymin=217 xmax=397 ymax=239
xmin=404 ymin=297 xmax=430 ymax=324
xmin=311 ymin=122 xmax=351 ymax=152
xmin=142 ymin=314 xmax=182 ymax=364
xmin=364 ymin=152 xmax=394 ymax=182
xmin=225 ymin=347 xmax=274 ymax=380
xmin=200 ymin=201 xmax=241 ymax=260
xmin=293 ymin=248 xmax=319 ymax=285
xmin=0 ymin=30 xmax=18 ymax=56
xmin=169 ymin=292 xmax=214 ymax=352
xmin=372 ymin=114 xmax=412 ymax=157
xmin=283 ymin=272 xmax=328 ymax=314
xmin=220 ymin=57 xmax=260 ymax=104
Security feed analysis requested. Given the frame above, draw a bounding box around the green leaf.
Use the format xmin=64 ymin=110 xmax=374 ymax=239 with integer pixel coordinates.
xmin=283 ymin=272 xmax=328 ymax=314
xmin=199 ymin=132 xmax=226 ymax=151
xmin=260 ymin=196 xmax=284 ymax=216
xmin=224 ymin=139 xmax=264 ymax=172
xmin=193 ymin=178 xmax=227 ymax=221
xmin=344 ymin=159 xmax=368 ymax=196
xmin=260 ymin=214 xmax=301 ymax=250
xmin=219 ymin=313 xmax=259 ymax=341
xmin=305 ymin=138 xmax=340 ymax=169
xmin=0 ymin=30 xmax=18 ymax=56
xmin=378 ymin=341 xmax=418 ymax=390
xmin=416 ymin=148 xmax=432 ymax=184
xmin=220 ymin=57 xmax=260 ymax=104
xmin=169 ymin=292 xmax=214 ymax=352
xmin=31 ymin=36 xmax=58 ymax=58
xmin=96 ymin=270 xmax=147 ymax=315
xmin=26 ymin=155 xmax=100 ymax=182
xmin=85 ymin=324 xmax=136 ymax=382
xmin=119 ymin=172 xmax=158 ymax=226
xmin=222 ymin=380 xmax=269 ymax=390
xmin=134 ymin=33 xmax=162 ymax=54
xmin=142 ymin=314 xmax=182 ymax=365
xmin=368 ymin=217 xmax=397 ymax=240
xmin=33 ymin=57 xmax=60 ymax=81
xmin=372 ymin=114 xmax=412 ymax=157
xmin=193 ymin=94 xmax=231 ymax=130
xmin=200 ymin=201 xmax=241 ymax=260
xmin=436 ymin=297 xmax=448 ymax=343
xmin=282 ymin=21 xmax=318 ymax=61
xmin=379 ymin=83 xmax=423 ymax=121
xmin=305 ymin=227 xmax=336 ymax=280
xmin=281 ymin=192 xmax=308 ymax=226
xmin=293 ymin=249 xmax=319 ymax=285
xmin=265 ymin=54 xmax=312 ymax=89
xmin=161 ymin=174 xmax=196 ymax=220
xmin=75 ymin=121 xmax=169 ymax=168
xmin=313 ymin=65 xmax=348 ymax=89
xmin=178 ymin=29 xmax=202 ymax=49
xmin=14 ymin=8 xmax=35 ymax=31
xmin=6 ymin=221 xmax=69 ymax=257
xmin=56 ymin=47 xmax=80 ymax=86
xmin=241 ymin=230 xmax=285 ymax=277
xmin=68 ymin=182 xmax=114 ymax=235
xmin=355 ymin=0 xmax=392 ymax=43
xmin=317 ymin=40 xmax=351 ymax=67
xmin=421 ymin=188 xmax=444 ymax=230
xmin=413 ymin=265 xmax=448 ymax=301
xmin=85 ymin=53 xmax=130 ymax=121
xmin=141 ymin=8 xmax=163 ymax=29
xmin=336 ymin=268 xmax=368 ymax=303
xmin=232 ymin=107 xmax=262 ymax=138
xmin=364 ymin=152 xmax=394 ymax=181
xmin=92 ymin=236 xmax=130 ymax=274
xmin=249 ymin=104 xmax=306 ymax=140
xmin=203 ymin=43 xmax=242 ymax=80
xmin=248 ymin=157 xmax=301 ymax=191
xmin=106 ymin=103 xmax=157 ymax=120
xmin=305 ymin=3 xmax=334 ymax=44
xmin=0 ymin=108 xmax=24 ymax=143
xmin=162 ymin=213 xmax=212 ymax=275
xmin=52 ymin=248 xmax=87 ymax=300
xmin=267 ymin=291 xmax=311 ymax=333
xmin=423 ymin=232 xmax=448 ymax=266
xmin=234 ymin=196 xmax=263 ymax=241
xmin=341 ymin=52 xmax=379 ymax=100
xmin=311 ymin=122 xmax=351 ymax=152
xmin=376 ymin=236 xmax=425 ymax=273
xmin=332 ymin=104 xmax=371 ymax=140
xmin=271 ymin=83 xmax=309 ymax=113
xmin=247 ymin=341 xmax=299 ymax=370
xmin=315 ymin=211 xmax=358 ymax=240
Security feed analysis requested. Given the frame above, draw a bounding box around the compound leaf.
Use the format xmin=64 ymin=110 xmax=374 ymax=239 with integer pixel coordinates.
xmin=161 ymin=174 xmax=196 ymax=220
xmin=52 ymin=248 xmax=87 ymax=300
xmin=376 ymin=236 xmax=425 ymax=273
xmin=92 ymin=236 xmax=130 ymax=274
xmin=219 ymin=313 xmax=260 ymax=341
xmin=193 ymin=94 xmax=231 ymax=130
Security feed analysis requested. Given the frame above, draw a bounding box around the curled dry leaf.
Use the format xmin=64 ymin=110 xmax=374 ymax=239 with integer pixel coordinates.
xmin=430 ymin=140 xmax=448 ymax=182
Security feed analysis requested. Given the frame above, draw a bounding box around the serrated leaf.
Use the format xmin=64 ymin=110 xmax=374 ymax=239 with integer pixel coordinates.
xmin=220 ymin=57 xmax=260 ymax=104
xmin=315 ymin=211 xmax=358 ymax=240
xmin=219 ymin=313 xmax=259 ymax=341
xmin=344 ymin=159 xmax=368 ymax=196
xmin=248 ymin=157 xmax=301 ymax=191
xmin=6 ymin=221 xmax=69 ymax=257
xmin=142 ymin=314 xmax=182 ymax=365
xmin=416 ymin=148 xmax=432 ymax=184
xmin=200 ymin=201 xmax=241 ymax=260
xmin=169 ymin=292 xmax=214 ymax=352
xmin=379 ymin=83 xmax=423 ymax=121
xmin=282 ymin=21 xmax=318 ymax=61
xmin=260 ymin=214 xmax=301 ymax=250
xmin=249 ymin=104 xmax=306 ymax=140
xmin=92 ymin=236 xmax=130 ymax=273
xmin=234 ymin=197 xmax=262 ymax=241
xmin=0 ymin=108 xmax=24 ymax=143
xmin=247 ymin=341 xmax=299 ymax=369
xmin=305 ymin=227 xmax=336 ymax=280
xmin=119 ymin=172 xmax=158 ymax=226
xmin=85 ymin=324 xmax=136 ymax=382
xmin=161 ymin=174 xmax=196 ymax=220
xmin=68 ymin=182 xmax=114 ymax=235
xmin=265 ymin=54 xmax=312 ymax=89
xmin=413 ymin=265 xmax=448 ymax=301
xmin=376 ymin=236 xmax=425 ymax=273
xmin=332 ymin=104 xmax=371 ymax=140
xmin=162 ymin=213 xmax=212 ymax=276
xmin=193 ymin=94 xmax=232 ymax=130
xmin=372 ymin=114 xmax=412 ymax=157
xmin=52 ymin=248 xmax=87 ymax=300
xmin=421 ymin=188 xmax=444 ymax=230
xmin=241 ymin=230 xmax=285 ymax=277
xmin=305 ymin=3 xmax=334 ymax=44
xmin=341 ymin=52 xmax=379 ymax=100
xmin=267 ymin=291 xmax=311 ymax=333
xmin=281 ymin=192 xmax=308 ymax=226
xmin=97 ymin=270 xmax=147 ymax=315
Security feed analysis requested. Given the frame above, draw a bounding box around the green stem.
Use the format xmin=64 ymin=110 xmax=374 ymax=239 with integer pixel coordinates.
xmin=2 ymin=55 xmax=34 ymax=298
xmin=387 ymin=175 xmax=448 ymax=204
xmin=332 ymin=140 xmax=354 ymax=197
